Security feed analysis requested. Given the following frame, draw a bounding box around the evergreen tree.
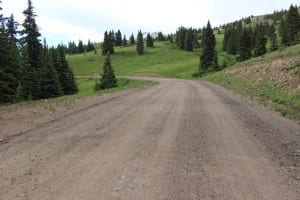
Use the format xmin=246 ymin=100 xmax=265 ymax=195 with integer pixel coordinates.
xmin=285 ymin=4 xmax=300 ymax=45
xmin=108 ymin=31 xmax=114 ymax=54
xmin=0 ymin=10 xmax=20 ymax=102
xmin=184 ymin=28 xmax=193 ymax=51
xmin=270 ymin=32 xmax=278 ymax=51
xmin=130 ymin=33 xmax=135 ymax=45
xmin=96 ymin=54 xmax=117 ymax=90
xmin=280 ymin=18 xmax=289 ymax=46
xmin=212 ymin=50 xmax=219 ymax=71
xmin=40 ymin=40 xmax=63 ymax=98
xmin=68 ymin=41 xmax=78 ymax=54
xmin=110 ymin=30 xmax=115 ymax=45
xmin=78 ymin=40 xmax=84 ymax=53
xmin=254 ymin=24 xmax=267 ymax=57
xmin=86 ymin=39 xmax=95 ymax=52
xmin=238 ymin=27 xmax=253 ymax=61
xmin=176 ymin=26 xmax=186 ymax=50
xmin=102 ymin=31 xmax=114 ymax=55
xmin=268 ymin=23 xmax=276 ymax=38
xmin=193 ymin=30 xmax=200 ymax=48
xmin=102 ymin=31 xmax=109 ymax=55
xmin=21 ymin=0 xmax=43 ymax=99
xmin=115 ymin=30 xmax=122 ymax=46
xmin=146 ymin=33 xmax=154 ymax=47
xmin=157 ymin=32 xmax=165 ymax=41
xmin=122 ymin=35 xmax=127 ymax=47
xmin=279 ymin=17 xmax=285 ymax=38
xmin=200 ymin=21 xmax=216 ymax=71
xmin=54 ymin=45 xmax=78 ymax=95
xmin=136 ymin=30 xmax=144 ymax=55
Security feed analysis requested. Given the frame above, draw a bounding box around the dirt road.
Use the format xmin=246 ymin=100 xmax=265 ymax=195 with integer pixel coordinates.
xmin=0 ymin=78 xmax=299 ymax=200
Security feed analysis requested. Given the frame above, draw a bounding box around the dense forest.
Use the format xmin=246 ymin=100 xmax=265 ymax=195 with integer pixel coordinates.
xmin=1 ymin=0 xmax=299 ymax=104
xmin=0 ymin=0 xmax=77 ymax=103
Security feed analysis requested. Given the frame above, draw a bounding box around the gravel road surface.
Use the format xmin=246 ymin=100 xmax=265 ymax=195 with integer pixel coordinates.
xmin=0 ymin=78 xmax=299 ymax=199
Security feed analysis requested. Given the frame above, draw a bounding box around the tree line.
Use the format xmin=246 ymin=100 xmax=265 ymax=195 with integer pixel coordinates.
xmin=101 ymin=30 xmax=161 ymax=56
xmin=222 ymin=4 xmax=300 ymax=61
xmin=175 ymin=4 xmax=300 ymax=74
xmin=0 ymin=0 xmax=77 ymax=103
xmin=66 ymin=39 xmax=95 ymax=55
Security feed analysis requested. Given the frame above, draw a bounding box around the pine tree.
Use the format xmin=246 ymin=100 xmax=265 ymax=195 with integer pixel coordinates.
xmin=0 ymin=7 xmax=20 ymax=102
xmin=108 ymin=31 xmax=114 ymax=54
xmin=254 ymin=23 xmax=267 ymax=57
xmin=184 ymin=28 xmax=193 ymax=51
xmin=157 ymin=32 xmax=165 ymax=41
xmin=280 ymin=18 xmax=289 ymax=46
xmin=146 ymin=33 xmax=154 ymax=47
xmin=110 ymin=30 xmax=115 ymax=45
xmin=130 ymin=33 xmax=135 ymax=45
xmin=122 ymin=35 xmax=127 ymax=47
xmin=67 ymin=41 xmax=78 ymax=54
xmin=176 ymin=26 xmax=186 ymax=50
xmin=102 ymin=31 xmax=109 ymax=55
xmin=86 ymin=39 xmax=95 ymax=52
xmin=21 ymin=0 xmax=43 ymax=99
xmin=200 ymin=21 xmax=216 ymax=71
xmin=136 ymin=30 xmax=144 ymax=55
xmin=270 ymin=32 xmax=278 ymax=51
xmin=78 ymin=40 xmax=84 ymax=53
xmin=0 ymin=15 xmax=21 ymax=102
xmin=40 ymin=40 xmax=63 ymax=98
xmin=268 ymin=23 xmax=276 ymax=38
xmin=238 ymin=27 xmax=253 ymax=61
xmin=193 ymin=30 xmax=200 ymax=48
xmin=96 ymin=54 xmax=117 ymax=90
xmin=54 ymin=45 xmax=78 ymax=95
xmin=285 ymin=4 xmax=300 ymax=45
xmin=115 ymin=30 xmax=122 ymax=46
xmin=212 ymin=50 xmax=219 ymax=71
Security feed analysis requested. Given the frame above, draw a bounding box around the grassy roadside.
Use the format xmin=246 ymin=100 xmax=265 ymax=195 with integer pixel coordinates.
xmin=0 ymin=78 xmax=156 ymax=111
xmin=201 ymin=45 xmax=300 ymax=121
xmin=75 ymin=77 xmax=156 ymax=97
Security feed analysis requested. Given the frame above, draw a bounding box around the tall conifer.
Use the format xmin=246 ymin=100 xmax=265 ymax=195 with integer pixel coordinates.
xmin=21 ymin=0 xmax=43 ymax=99
xmin=200 ymin=21 xmax=216 ymax=71
xmin=96 ymin=54 xmax=117 ymax=90
xmin=146 ymin=33 xmax=154 ymax=47
xmin=136 ymin=30 xmax=144 ymax=55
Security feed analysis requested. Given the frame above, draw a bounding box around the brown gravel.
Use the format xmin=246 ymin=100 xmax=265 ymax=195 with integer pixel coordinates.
xmin=0 ymin=78 xmax=299 ymax=200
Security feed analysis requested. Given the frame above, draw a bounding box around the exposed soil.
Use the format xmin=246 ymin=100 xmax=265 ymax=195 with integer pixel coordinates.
xmin=227 ymin=56 xmax=300 ymax=92
xmin=0 ymin=78 xmax=299 ymax=200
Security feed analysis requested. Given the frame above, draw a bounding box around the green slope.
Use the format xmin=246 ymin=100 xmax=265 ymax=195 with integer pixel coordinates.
xmin=202 ymin=44 xmax=300 ymax=120
xmin=67 ymin=36 xmax=236 ymax=79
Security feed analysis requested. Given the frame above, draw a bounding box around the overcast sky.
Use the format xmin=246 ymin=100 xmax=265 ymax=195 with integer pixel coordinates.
xmin=2 ymin=0 xmax=299 ymax=45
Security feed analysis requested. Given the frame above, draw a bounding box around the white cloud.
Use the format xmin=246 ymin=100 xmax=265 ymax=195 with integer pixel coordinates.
xmin=2 ymin=0 xmax=299 ymax=45
xmin=38 ymin=16 xmax=102 ymax=45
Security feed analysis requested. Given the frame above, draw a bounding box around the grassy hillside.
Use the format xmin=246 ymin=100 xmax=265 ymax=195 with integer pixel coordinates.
xmin=202 ymin=44 xmax=300 ymax=120
xmin=68 ymin=38 xmax=236 ymax=79
xmin=68 ymin=42 xmax=199 ymax=78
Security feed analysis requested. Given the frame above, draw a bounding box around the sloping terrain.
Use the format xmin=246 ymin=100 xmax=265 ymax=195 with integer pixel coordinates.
xmin=203 ymin=44 xmax=300 ymax=120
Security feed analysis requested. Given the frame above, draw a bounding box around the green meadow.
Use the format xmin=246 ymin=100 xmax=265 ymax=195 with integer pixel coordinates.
xmin=67 ymin=35 xmax=300 ymax=120
xmin=68 ymin=33 xmax=236 ymax=79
